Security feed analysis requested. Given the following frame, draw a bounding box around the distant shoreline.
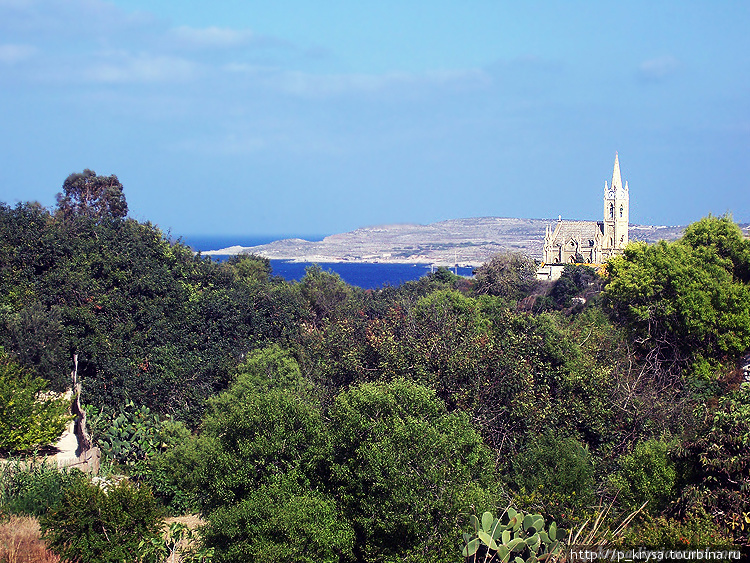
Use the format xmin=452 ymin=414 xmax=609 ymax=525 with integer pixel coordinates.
xmin=202 ymin=250 xmax=479 ymax=268
xmin=199 ymin=216 xmax=699 ymax=267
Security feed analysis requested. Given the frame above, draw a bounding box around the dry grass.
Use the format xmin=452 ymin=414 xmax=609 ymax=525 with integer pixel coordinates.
xmin=161 ymin=515 xmax=206 ymax=563
xmin=0 ymin=514 xmax=206 ymax=563
xmin=164 ymin=514 xmax=204 ymax=529
xmin=0 ymin=516 xmax=59 ymax=563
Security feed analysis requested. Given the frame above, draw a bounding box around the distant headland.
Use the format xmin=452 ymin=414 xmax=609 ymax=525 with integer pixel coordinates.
xmin=202 ymin=217 xmax=697 ymax=268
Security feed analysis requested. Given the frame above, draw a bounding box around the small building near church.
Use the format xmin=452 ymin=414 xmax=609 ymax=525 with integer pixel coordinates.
xmin=537 ymin=154 xmax=629 ymax=280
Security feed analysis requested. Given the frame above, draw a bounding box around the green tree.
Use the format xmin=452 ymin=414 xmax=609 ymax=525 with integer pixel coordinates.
xmin=0 ymin=353 xmax=69 ymax=454
xmin=604 ymin=227 xmax=750 ymax=378
xmin=407 ymin=290 xmax=492 ymax=407
xmin=0 ymin=191 xmax=309 ymax=424
xmin=299 ymin=265 xmax=353 ymax=327
xmin=55 ymin=169 xmax=128 ymax=221
xmin=549 ymin=264 xmax=599 ymax=309
xmin=472 ymin=251 xmax=538 ymax=300
xmin=195 ymin=368 xmax=345 ymax=561
xmin=224 ymin=254 xmax=273 ymax=285
xmin=0 ymin=202 xmax=53 ymax=311
xmin=231 ymin=344 xmax=308 ymax=395
xmin=327 ymin=379 xmax=499 ymax=562
xmin=680 ymin=215 xmax=750 ymax=283
xmin=4 ymin=302 xmax=68 ymax=390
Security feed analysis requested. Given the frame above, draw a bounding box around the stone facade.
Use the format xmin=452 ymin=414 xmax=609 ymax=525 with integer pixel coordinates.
xmin=541 ymin=154 xmax=629 ymax=267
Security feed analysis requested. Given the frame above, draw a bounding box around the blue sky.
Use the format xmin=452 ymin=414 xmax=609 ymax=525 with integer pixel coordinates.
xmin=1 ymin=1 xmax=748 ymax=238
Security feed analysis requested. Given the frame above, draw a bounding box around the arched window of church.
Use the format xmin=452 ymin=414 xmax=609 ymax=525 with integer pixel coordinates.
xmin=619 ymin=205 xmax=624 ymax=218
xmin=609 ymin=203 xmax=614 ymax=218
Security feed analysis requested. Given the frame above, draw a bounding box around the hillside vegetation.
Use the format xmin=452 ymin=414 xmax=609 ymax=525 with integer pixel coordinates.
xmin=1 ymin=172 xmax=749 ymax=562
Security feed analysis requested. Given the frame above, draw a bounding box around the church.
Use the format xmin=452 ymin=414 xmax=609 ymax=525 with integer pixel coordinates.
xmin=537 ymin=154 xmax=629 ymax=280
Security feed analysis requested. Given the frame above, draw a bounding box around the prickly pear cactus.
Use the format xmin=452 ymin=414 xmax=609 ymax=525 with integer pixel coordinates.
xmin=462 ymin=507 xmax=565 ymax=563
xmin=97 ymin=400 xmax=164 ymax=465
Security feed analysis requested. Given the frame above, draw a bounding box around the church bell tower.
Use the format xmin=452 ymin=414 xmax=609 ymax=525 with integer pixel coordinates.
xmin=602 ymin=152 xmax=629 ymax=256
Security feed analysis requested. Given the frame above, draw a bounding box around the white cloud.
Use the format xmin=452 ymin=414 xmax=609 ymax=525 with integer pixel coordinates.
xmin=0 ymin=43 xmax=35 ymax=64
xmin=168 ymin=25 xmax=291 ymax=53
xmin=83 ymin=52 xmax=197 ymax=83
xmin=169 ymin=25 xmax=256 ymax=48
xmin=638 ymin=55 xmax=680 ymax=81
xmin=0 ymin=0 xmax=156 ymax=38
xmin=247 ymin=68 xmax=491 ymax=98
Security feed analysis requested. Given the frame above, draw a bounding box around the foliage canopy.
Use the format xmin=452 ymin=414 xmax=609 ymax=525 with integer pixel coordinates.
xmin=0 ymin=353 xmax=69 ymax=454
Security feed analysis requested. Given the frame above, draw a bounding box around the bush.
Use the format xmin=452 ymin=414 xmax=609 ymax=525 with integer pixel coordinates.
xmin=202 ymin=475 xmax=354 ymax=563
xmin=675 ymin=385 xmax=750 ymax=544
xmin=512 ymin=431 xmax=595 ymax=518
xmin=327 ymin=379 xmax=500 ymax=562
xmin=0 ymin=354 xmax=69 ymax=454
xmin=197 ymin=377 xmax=499 ymax=563
xmin=140 ymin=422 xmax=201 ymax=515
xmin=196 ymin=382 xmax=332 ymax=559
xmin=472 ymin=252 xmax=538 ymax=300
xmin=616 ymin=508 xmax=735 ymax=549
xmin=609 ymin=438 xmax=676 ymax=512
xmin=229 ymin=344 xmax=310 ymax=396
xmin=197 ymin=388 xmax=327 ymax=515
xmin=39 ymin=476 xmax=162 ymax=563
xmin=0 ymin=458 xmax=80 ymax=517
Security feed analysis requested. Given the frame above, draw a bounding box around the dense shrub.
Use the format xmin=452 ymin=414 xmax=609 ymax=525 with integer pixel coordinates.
xmin=196 ymin=385 xmax=331 ymax=558
xmin=512 ymin=431 xmax=595 ymax=517
xmin=40 ymin=477 xmax=162 ymax=563
xmin=609 ymin=438 xmax=677 ymax=512
xmin=327 ymin=379 xmax=500 ymax=562
xmin=138 ymin=419 xmax=200 ymax=514
xmin=616 ymin=508 xmax=735 ymax=549
xmin=202 ymin=475 xmax=354 ymax=563
xmin=0 ymin=459 xmax=79 ymax=517
xmin=196 ymin=373 xmax=499 ymax=562
xmin=0 ymin=353 xmax=69 ymax=454
xmin=472 ymin=251 xmax=538 ymax=300
xmin=675 ymin=385 xmax=750 ymax=544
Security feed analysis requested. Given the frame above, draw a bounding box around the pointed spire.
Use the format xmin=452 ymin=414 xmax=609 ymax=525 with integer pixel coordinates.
xmin=611 ymin=152 xmax=623 ymax=193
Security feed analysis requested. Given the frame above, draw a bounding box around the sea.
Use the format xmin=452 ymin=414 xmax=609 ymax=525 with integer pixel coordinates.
xmin=180 ymin=235 xmax=475 ymax=290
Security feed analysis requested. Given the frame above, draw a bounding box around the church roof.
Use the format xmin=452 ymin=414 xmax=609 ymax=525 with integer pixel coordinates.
xmin=550 ymin=220 xmax=602 ymax=245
